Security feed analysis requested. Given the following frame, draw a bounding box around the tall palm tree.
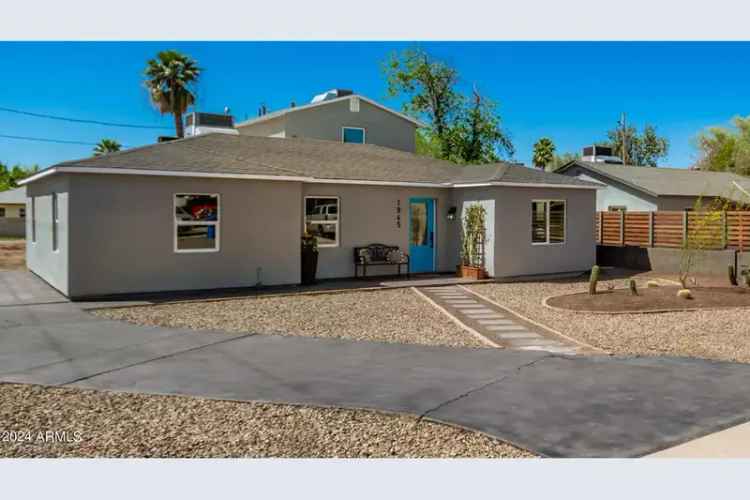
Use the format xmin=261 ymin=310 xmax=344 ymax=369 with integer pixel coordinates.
xmin=532 ymin=137 xmax=556 ymax=169
xmin=144 ymin=50 xmax=201 ymax=138
xmin=93 ymin=139 xmax=122 ymax=156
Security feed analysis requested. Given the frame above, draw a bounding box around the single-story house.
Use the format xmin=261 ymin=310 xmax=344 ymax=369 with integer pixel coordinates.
xmin=0 ymin=186 xmax=27 ymax=237
xmin=20 ymin=133 xmax=599 ymax=299
xmin=557 ymin=160 xmax=750 ymax=211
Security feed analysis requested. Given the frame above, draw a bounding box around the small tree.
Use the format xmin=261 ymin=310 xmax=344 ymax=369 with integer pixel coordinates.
xmin=461 ymin=204 xmax=486 ymax=268
xmin=678 ymin=195 xmax=733 ymax=288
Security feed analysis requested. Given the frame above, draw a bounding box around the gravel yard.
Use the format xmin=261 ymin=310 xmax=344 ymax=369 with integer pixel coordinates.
xmin=470 ymin=275 xmax=750 ymax=363
xmin=0 ymin=383 xmax=534 ymax=458
xmin=94 ymin=288 xmax=486 ymax=348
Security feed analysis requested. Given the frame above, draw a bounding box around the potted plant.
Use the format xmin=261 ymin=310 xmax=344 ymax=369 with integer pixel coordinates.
xmin=457 ymin=203 xmax=488 ymax=279
xmin=301 ymin=232 xmax=319 ymax=285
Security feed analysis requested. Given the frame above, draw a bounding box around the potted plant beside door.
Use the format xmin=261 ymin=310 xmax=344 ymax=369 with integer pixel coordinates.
xmin=301 ymin=232 xmax=319 ymax=285
xmin=457 ymin=204 xmax=488 ymax=279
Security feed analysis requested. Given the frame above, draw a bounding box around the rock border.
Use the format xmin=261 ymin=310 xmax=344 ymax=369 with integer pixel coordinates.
xmin=541 ymin=290 xmax=750 ymax=316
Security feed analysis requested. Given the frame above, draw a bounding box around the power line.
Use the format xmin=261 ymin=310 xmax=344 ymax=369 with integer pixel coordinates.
xmin=0 ymin=133 xmax=128 ymax=148
xmin=0 ymin=106 xmax=171 ymax=130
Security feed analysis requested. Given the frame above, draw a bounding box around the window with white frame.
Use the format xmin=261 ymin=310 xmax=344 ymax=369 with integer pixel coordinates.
xmin=342 ymin=127 xmax=365 ymax=144
xmin=305 ymin=197 xmax=339 ymax=247
xmin=174 ymin=194 xmax=220 ymax=252
xmin=531 ymin=200 xmax=565 ymax=245
xmin=52 ymin=193 xmax=59 ymax=251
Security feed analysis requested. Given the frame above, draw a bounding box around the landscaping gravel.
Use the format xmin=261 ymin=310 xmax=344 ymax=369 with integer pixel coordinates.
xmin=0 ymin=383 xmax=534 ymax=458
xmin=470 ymin=275 xmax=750 ymax=363
xmin=95 ymin=288 xmax=487 ymax=349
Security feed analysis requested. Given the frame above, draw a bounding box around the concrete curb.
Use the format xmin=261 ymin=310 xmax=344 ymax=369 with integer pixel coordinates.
xmin=459 ymin=285 xmax=608 ymax=355
xmin=411 ymin=287 xmax=500 ymax=349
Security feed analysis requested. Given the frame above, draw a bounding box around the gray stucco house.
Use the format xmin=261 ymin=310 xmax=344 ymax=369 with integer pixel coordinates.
xmin=557 ymin=160 xmax=750 ymax=211
xmin=235 ymin=89 xmax=423 ymax=153
xmin=0 ymin=186 xmax=26 ymax=237
xmin=20 ymin=133 xmax=598 ymax=299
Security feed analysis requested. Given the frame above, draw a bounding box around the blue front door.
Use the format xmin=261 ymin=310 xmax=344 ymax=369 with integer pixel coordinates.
xmin=409 ymin=198 xmax=435 ymax=273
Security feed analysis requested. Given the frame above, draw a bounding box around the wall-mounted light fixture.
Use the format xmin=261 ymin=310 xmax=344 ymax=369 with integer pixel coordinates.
xmin=447 ymin=206 xmax=457 ymax=221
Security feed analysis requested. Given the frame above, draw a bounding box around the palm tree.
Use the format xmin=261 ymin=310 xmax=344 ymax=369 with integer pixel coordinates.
xmin=532 ymin=137 xmax=556 ymax=169
xmin=93 ymin=139 xmax=122 ymax=156
xmin=144 ymin=50 xmax=201 ymax=138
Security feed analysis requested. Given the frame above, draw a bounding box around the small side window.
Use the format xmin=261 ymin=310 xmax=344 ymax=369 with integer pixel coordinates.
xmin=52 ymin=193 xmax=59 ymax=251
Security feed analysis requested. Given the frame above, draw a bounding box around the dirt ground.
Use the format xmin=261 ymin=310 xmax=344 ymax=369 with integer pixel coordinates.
xmin=547 ymin=286 xmax=750 ymax=312
xmin=0 ymin=240 xmax=25 ymax=270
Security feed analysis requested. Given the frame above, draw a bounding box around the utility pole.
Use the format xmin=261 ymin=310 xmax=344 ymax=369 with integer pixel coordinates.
xmin=620 ymin=112 xmax=628 ymax=164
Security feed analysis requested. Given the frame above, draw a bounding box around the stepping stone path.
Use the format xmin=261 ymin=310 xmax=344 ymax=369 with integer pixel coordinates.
xmin=419 ymin=286 xmax=579 ymax=355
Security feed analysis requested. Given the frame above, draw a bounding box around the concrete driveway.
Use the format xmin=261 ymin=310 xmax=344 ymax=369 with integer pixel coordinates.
xmin=3 ymin=270 xmax=750 ymax=457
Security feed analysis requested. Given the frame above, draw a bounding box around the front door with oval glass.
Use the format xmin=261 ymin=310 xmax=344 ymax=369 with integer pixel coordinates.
xmin=409 ymin=198 xmax=436 ymax=273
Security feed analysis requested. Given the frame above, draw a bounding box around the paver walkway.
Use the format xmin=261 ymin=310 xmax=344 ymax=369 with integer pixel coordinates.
xmin=418 ymin=285 xmax=580 ymax=354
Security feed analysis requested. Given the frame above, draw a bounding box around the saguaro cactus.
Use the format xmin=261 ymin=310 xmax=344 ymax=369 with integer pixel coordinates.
xmin=589 ymin=265 xmax=600 ymax=295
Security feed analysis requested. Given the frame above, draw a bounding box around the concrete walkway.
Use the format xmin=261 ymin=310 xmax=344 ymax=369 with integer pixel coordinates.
xmin=418 ymin=285 xmax=580 ymax=354
xmin=4 ymin=271 xmax=750 ymax=457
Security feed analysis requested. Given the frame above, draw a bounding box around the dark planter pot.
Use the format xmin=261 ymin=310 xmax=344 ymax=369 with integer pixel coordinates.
xmin=301 ymin=250 xmax=318 ymax=285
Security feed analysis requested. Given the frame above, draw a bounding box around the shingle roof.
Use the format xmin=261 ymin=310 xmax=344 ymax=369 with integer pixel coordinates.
xmin=0 ymin=186 xmax=26 ymax=204
xmin=564 ymin=161 xmax=750 ymax=201
xmin=39 ymin=134 xmax=597 ymax=188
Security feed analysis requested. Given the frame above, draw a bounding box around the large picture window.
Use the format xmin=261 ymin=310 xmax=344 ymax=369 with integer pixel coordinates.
xmin=531 ymin=200 xmax=565 ymax=245
xmin=174 ymin=194 xmax=220 ymax=253
xmin=305 ymin=196 xmax=339 ymax=247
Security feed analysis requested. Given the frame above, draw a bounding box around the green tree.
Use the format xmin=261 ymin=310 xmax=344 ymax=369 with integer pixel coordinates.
xmin=548 ymin=151 xmax=581 ymax=172
xmin=447 ymin=87 xmax=514 ymax=164
xmin=144 ymin=50 xmax=201 ymax=138
xmin=93 ymin=139 xmax=122 ymax=156
xmin=695 ymin=115 xmax=750 ymax=176
xmin=606 ymin=123 xmax=669 ymax=167
xmin=384 ymin=49 xmax=513 ymax=164
xmin=0 ymin=162 xmax=39 ymax=191
xmin=532 ymin=137 xmax=556 ymax=169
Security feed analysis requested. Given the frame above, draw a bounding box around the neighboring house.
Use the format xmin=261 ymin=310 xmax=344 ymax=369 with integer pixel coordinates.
xmin=557 ymin=160 xmax=750 ymax=211
xmin=0 ymin=186 xmax=26 ymax=237
xmin=235 ymin=89 xmax=424 ymax=153
xmin=20 ymin=134 xmax=598 ymax=299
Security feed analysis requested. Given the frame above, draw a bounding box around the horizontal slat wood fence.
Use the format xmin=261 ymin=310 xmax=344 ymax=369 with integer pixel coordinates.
xmin=596 ymin=211 xmax=750 ymax=251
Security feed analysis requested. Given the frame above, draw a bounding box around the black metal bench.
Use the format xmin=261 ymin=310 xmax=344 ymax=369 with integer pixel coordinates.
xmin=354 ymin=244 xmax=410 ymax=278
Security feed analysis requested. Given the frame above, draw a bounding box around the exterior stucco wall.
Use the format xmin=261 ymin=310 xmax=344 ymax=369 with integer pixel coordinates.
xmin=491 ymin=186 xmax=596 ymax=277
xmin=449 ymin=187 xmax=498 ymax=277
xmin=26 ymin=176 xmax=70 ymax=295
xmin=655 ymin=195 xmax=705 ymax=211
xmin=561 ymin=166 xmax=658 ymax=211
xmin=301 ymin=183 xmax=453 ymax=279
xmin=0 ymin=203 xmax=25 ymax=218
xmin=239 ymin=99 xmax=417 ymax=152
xmin=66 ymin=174 xmax=302 ymax=298
xmin=236 ymin=115 xmax=287 ymax=138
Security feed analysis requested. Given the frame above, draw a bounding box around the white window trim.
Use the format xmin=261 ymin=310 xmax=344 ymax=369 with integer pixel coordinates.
xmin=304 ymin=195 xmax=340 ymax=248
xmin=173 ymin=193 xmax=221 ymax=254
xmin=531 ymin=199 xmax=566 ymax=246
xmin=341 ymin=126 xmax=366 ymax=144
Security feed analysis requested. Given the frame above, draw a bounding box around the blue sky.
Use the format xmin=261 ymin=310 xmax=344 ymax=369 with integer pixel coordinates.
xmin=1 ymin=42 xmax=749 ymax=169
